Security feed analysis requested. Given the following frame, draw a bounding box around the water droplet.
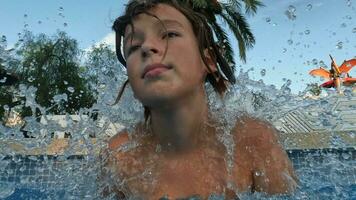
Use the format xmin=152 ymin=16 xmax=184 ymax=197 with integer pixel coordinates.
xmin=341 ymin=152 xmax=351 ymax=160
xmin=260 ymin=69 xmax=266 ymax=77
xmin=308 ymin=162 xmax=314 ymax=167
xmin=336 ymin=41 xmax=343 ymax=49
xmin=352 ymin=28 xmax=356 ymax=33
xmin=341 ymin=23 xmax=347 ymax=28
xmin=287 ymin=39 xmax=293 ymax=45
xmin=0 ymin=77 xmax=7 ymax=83
xmin=254 ymin=171 xmax=264 ymax=176
xmin=1 ymin=35 xmax=6 ymax=43
xmin=19 ymin=166 xmax=26 ymax=172
xmin=28 ymin=156 xmax=37 ymax=161
xmin=350 ymin=131 xmax=355 ymax=138
xmin=63 ymin=81 xmax=68 ymax=85
xmin=319 ymin=61 xmax=327 ymax=68
xmin=67 ymin=87 xmax=75 ymax=93
xmin=38 ymin=20 xmax=42 ymax=24
xmin=282 ymin=48 xmax=287 ymax=53
xmin=278 ymin=60 xmax=282 ymax=63
xmin=288 ymin=5 xmax=296 ymax=12
xmin=285 ymin=5 xmax=297 ymax=20
xmin=312 ymin=59 xmax=318 ymax=65
xmin=306 ymin=4 xmax=312 ymax=11
xmin=347 ymin=0 xmax=352 ymax=7
xmin=24 ymin=23 xmax=29 ymax=28
xmin=265 ymin=17 xmax=271 ymax=23
xmin=155 ymin=144 xmax=162 ymax=153
xmin=304 ymin=30 xmax=310 ymax=35
xmin=346 ymin=15 xmax=352 ymax=20
xmin=24 ymin=14 xmax=28 ymax=18
xmin=63 ymin=23 xmax=68 ymax=27
xmin=98 ymin=84 xmax=106 ymax=89
xmin=27 ymin=77 xmax=35 ymax=82
xmin=53 ymin=93 xmax=68 ymax=103
xmin=272 ymin=23 xmax=277 ymax=27
xmin=59 ymin=6 xmax=64 ymax=11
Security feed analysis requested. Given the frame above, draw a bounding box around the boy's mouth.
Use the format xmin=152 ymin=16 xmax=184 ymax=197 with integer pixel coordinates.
xmin=142 ymin=63 xmax=172 ymax=78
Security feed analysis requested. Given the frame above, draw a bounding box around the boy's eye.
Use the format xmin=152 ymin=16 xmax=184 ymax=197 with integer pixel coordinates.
xmin=162 ymin=32 xmax=179 ymax=39
xmin=127 ymin=45 xmax=141 ymax=56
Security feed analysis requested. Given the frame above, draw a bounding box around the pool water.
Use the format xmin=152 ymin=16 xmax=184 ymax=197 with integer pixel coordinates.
xmin=0 ymin=149 xmax=355 ymax=200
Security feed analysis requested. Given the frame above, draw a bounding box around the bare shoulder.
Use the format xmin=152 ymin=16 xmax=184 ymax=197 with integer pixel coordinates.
xmin=232 ymin=115 xmax=298 ymax=194
xmin=108 ymin=130 xmax=130 ymax=151
xmin=233 ymin=116 xmax=279 ymax=147
xmin=97 ymin=130 xmax=131 ymax=199
xmin=99 ymin=129 xmax=131 ymax=172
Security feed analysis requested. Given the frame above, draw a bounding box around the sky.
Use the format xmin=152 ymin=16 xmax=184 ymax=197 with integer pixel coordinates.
xmin=0 ymin=0 xmax=355 ymax=94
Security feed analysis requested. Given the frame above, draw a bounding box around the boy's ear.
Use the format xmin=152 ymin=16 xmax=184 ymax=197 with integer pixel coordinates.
xmin=203 ymin=48 xmax=217 ymax=73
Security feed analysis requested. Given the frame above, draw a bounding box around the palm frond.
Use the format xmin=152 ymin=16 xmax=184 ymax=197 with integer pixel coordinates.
xmin=219 ymin=12 xmax=246 ymax=62
xmin=189 ymin=0 xmax=261 ymax=63
xmin=210 ymin=21 xmax=235 ymax=67
xmin=222 ymin=3 xmax=255 ymax=48
xmin=189 ymin=0 xmax=208 ymax=9
xmin=241 ymin=0 xmax=264 ymax=15
xmin=227 ymin=0 xmax=243 ymax=12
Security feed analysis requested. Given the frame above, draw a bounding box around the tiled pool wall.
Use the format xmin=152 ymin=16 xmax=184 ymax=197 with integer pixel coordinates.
xmin=288 ymin=148 xmax=356 ymax=200
xmin=0 ymin=155 xmax=97 ymax=199
xmin=0 ymin=148 xmax=355 ymax=199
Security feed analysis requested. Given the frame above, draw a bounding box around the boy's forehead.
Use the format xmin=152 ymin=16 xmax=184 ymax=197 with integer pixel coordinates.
xmin=124 ymin=4 xmax=190 ymax=35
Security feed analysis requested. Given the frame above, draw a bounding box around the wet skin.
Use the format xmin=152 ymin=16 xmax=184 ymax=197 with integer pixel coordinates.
xmin=100 ymin=3 xmax=298 ymax=199
xmin=102 ymin=117 xmax=298 ymax=199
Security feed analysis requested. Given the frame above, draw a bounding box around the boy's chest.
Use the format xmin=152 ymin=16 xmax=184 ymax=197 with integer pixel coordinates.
xmin=116 ymin=147 xmax=249 ymax=199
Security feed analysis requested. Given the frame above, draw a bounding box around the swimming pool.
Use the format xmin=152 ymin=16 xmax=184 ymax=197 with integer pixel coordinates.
xmin=1 ymin=0 xmax=355 ymax=199
xmin=0 ymin=148 xmax=355 ymax=199
xmin=1 ymin=95 xmax=356 ymax=199
xmin=1 ymin=92 xmax=355 ymax=200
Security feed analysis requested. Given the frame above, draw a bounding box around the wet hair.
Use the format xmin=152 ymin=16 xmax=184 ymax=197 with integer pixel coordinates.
xmin=112 ymin=0 xmax=236 ymax=119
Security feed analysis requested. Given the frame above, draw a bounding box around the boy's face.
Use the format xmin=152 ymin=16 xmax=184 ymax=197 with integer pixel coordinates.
xmin=124 ymin=4 xmax=211 ymax=107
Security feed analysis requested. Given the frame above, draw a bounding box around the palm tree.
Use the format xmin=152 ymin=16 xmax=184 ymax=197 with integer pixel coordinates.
xmin=188 ymin=0 xmax=263 ymax=65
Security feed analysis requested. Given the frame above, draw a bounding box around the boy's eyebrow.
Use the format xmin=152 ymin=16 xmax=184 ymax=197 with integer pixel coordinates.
xmin=123 ymin=31 xmax=141 ymax=48
xmin=153 ymin=19 xmax=185 ymax=30
xmin=123 ymin=19 xmax=185 ymax=47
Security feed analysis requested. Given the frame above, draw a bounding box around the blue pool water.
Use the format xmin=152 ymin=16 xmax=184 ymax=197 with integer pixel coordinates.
xmin=0 ymin=149 xmax=355 ymax=200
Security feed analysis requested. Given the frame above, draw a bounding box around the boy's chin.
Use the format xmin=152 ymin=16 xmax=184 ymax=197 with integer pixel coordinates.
xmin=139 ymin=92 xmax=183 ymax=107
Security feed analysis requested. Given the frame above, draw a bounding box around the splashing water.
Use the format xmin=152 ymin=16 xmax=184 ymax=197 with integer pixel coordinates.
xmin=285 ymin=5 xmax=297 ymax=21
xmin=306 ymin=4 xmax=313 ymax=11
xmin=336 ymin=41 xmax=343 ymax=49
xmin=1 ymin=5 xmax=356 ymax=197
xmin=1 ymin=50 xmax=356 ymax=199
xmin=0 ymin=183 xmax=15 ymax=199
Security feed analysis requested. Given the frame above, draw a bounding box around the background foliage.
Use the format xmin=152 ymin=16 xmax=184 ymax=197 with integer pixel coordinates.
xmin=0 ymin=31 xmax=120 ymax=123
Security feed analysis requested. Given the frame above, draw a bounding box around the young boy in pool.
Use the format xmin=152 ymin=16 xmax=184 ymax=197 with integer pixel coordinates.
xmin=99 ymin=0 xmax=298 ymax=199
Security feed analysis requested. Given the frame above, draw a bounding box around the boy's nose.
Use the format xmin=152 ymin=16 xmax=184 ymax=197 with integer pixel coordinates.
xmin=141 ymin=46 xmax=159 ymax=58
xmin=141 ymin=39 xmax=164 ymax=58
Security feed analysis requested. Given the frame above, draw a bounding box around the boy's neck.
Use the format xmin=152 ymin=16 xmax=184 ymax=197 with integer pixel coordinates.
xmin=149 ymin=90 xmax=210 ymax=153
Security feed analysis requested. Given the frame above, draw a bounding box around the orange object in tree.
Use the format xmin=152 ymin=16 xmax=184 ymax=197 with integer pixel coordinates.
xmin=309 ymin=55 xmax=356 ymax=92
